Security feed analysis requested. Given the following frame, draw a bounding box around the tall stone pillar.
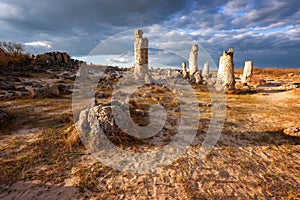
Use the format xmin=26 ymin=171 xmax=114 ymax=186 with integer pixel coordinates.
xmin=215 ymin=48 xmax=235 ymax=91
xmin=202 ymin=61 xmax=210 ymax=80
xmin=134 ymin=29 xmax=149 ymax=80
xmin=182 ymin=61 xmax=188 ymax=78
xmin=241 ymin=60 xmax=253 ymax=84
xmin=189 ymin=44 xmax=199 ymax=75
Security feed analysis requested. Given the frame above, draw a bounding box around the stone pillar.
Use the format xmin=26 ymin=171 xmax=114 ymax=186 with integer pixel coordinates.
xmin=189 ymin=44 xmax=199 ymax=75
xmin=134 ymin=29 xmax=148 ymax=80
xmin=194 ymin=71 xmax=202 ymax=84
xmin=182 ymin=61 xmax=188 ymax=78
xmin=241 ymin=61 xmax=253 ymax=84
xmin=215 ymin=48 xmax=235 ymax=91
xmin=167 ymin=68 xmax=172 ymax=77
xmin=202 ymin=61 xmax=210 ymax=80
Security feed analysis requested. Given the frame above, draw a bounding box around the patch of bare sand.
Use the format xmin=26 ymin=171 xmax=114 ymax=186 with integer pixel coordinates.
xmin=0 ymin=181 xmax=82 ymax=200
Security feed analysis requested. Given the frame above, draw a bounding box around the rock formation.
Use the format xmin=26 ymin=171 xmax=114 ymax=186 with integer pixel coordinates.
xmin=182 ymin=61 xmax=188 ymax=78
xmin=194 ymin=71 xmax=202 ymax=84
xmin=167 ymin=68 xmax=172 ymax=77
xmin=189 ymin=44 xmax=199 ymax=75
xmin=145 ymin=73 xmax=152 ymax=84
xmin=134 ymin=30 xmax=149 ymax=80
xmin=33 ymin=52 xmax=83 ymax=70
xmin=241 ymin=61 xmax=253 ymax=84
xmin=202 ymin=61 xmax=210 ymax=80
xmin=32 ymin=84 xmax=60 ymax=98
xmin=0 ymin=109 xmax=9 ymax=125
xmin=284 ymin=127 xmax=300 ymax=138
xmin=215 ymin=48 xmax=235 ymax=91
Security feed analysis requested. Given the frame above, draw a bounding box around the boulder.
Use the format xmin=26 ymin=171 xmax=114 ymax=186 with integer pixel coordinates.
xmin=284 ymin=127 xmax=300 ymax=138
xmin=76 ymin=102 xmax=122 ymax=140
xmin=0 ymin=81 xmax=15 ymax=91
xmin=0 ymin=109 xmax=9 ymax=125
xmin=32 ymin=84 xmax=60 ymax=98
xmin=57 ymin=84 xmax=72 ymax=95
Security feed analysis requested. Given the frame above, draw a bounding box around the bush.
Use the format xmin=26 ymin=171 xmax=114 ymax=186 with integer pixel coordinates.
xmin=0 ymin=41 xmax=31 ymax=67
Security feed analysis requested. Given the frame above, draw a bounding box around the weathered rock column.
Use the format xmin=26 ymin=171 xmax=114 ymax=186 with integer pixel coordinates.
xmin=167 ymin=68 xmax=172 ymax=77
xmin=182 ymin=61 xmax=188 ymax=78
xmin=134 ymin=30 xmax=149 ymax=80
xmin=241 ymin=60 xmax=253 ymax=84
xmin=215 ymin=48 xmax=235 ymax=91
xmin=189 ymin=44 xmax=199 ymax=75
xmin=202 ymin=61 xmax=210 ymax=80
xmin=194 ymin=71 xmax=202 ymax=84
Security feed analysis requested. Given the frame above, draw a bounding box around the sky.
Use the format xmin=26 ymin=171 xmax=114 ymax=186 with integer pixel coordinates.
xmin=0 ymin=0 xmax=299 ymax=68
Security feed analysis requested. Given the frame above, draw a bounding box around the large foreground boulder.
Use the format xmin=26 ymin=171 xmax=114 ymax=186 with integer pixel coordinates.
xmin=76 ymin=102 xmax=122 ymax=139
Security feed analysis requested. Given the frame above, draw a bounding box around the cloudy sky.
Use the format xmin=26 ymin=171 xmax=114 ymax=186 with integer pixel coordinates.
xmin=0 ymin=0 xmax=299 ymax=68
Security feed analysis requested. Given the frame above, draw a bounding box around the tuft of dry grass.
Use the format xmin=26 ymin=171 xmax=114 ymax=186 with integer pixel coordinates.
xmin=0 ymin=126 xmax=83 ymax=185
xmin=64 ymin=124 xmax=81 ymax=150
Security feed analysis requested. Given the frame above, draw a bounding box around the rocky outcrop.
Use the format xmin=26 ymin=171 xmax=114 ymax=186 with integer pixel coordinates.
xmin=32 ymin=52 xmax=83 ymax=71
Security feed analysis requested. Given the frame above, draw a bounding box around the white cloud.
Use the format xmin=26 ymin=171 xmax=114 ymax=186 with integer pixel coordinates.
xmin=0 ymin=2 xmax=19 ymax=18
xmin=24 ymin=41 xmax=52 ymax=48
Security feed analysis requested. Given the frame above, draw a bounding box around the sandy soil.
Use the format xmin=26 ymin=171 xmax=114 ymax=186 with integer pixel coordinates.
xmin=0 ymin=68 xmax=299 ymax=199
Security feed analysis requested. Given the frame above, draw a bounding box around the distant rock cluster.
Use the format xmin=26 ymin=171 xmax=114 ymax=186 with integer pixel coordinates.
xmin=0 ymin=52 xmax=80 ymax=100
xmin=32 ymin=52 xmax=84 ymax=71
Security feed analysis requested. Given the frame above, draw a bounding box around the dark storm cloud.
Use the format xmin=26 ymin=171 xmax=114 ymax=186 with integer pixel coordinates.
xmin=0 ymin=0 xmax=299 ymax=68
xmin=0 ymin=0 xmax=191 ymax=54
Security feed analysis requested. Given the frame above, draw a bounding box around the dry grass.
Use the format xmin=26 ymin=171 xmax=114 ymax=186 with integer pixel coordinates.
xmin=0 ymin=98 xmax=73 ymax=135
xmin=0 ymin=70 xmax=300 ymax=199
xmin=0 ymin=127 xmax=83 ymax=185
xmin=235 ymin=67 xmax=300 ymax=84
xmin=235 ymin=67 xmax=300 ymax=76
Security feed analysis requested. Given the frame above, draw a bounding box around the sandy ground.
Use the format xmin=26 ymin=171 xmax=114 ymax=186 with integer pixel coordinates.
xmin=0 ymin=69 xmax=299 ymax=199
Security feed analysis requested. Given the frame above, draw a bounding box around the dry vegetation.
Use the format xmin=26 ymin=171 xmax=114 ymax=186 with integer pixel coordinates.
xmin=236 ymin=67 xmax=300 ymax=84
xmin=0 ymin=68 xmax=300 ymax=199
xmin=0 ymin=41 xmax=31 ymax=68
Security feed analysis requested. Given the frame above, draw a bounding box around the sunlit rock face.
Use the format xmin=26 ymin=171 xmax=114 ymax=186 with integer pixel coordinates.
xmin=202 ymin=61 xmax=210 ymax=81
xmin=188 ymin=44 xmax=199 ymax=75
xmin=241 ymin=61 xmax=253 ymax=84
xmin=215 ymin=48 xmax=235 ymax=92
